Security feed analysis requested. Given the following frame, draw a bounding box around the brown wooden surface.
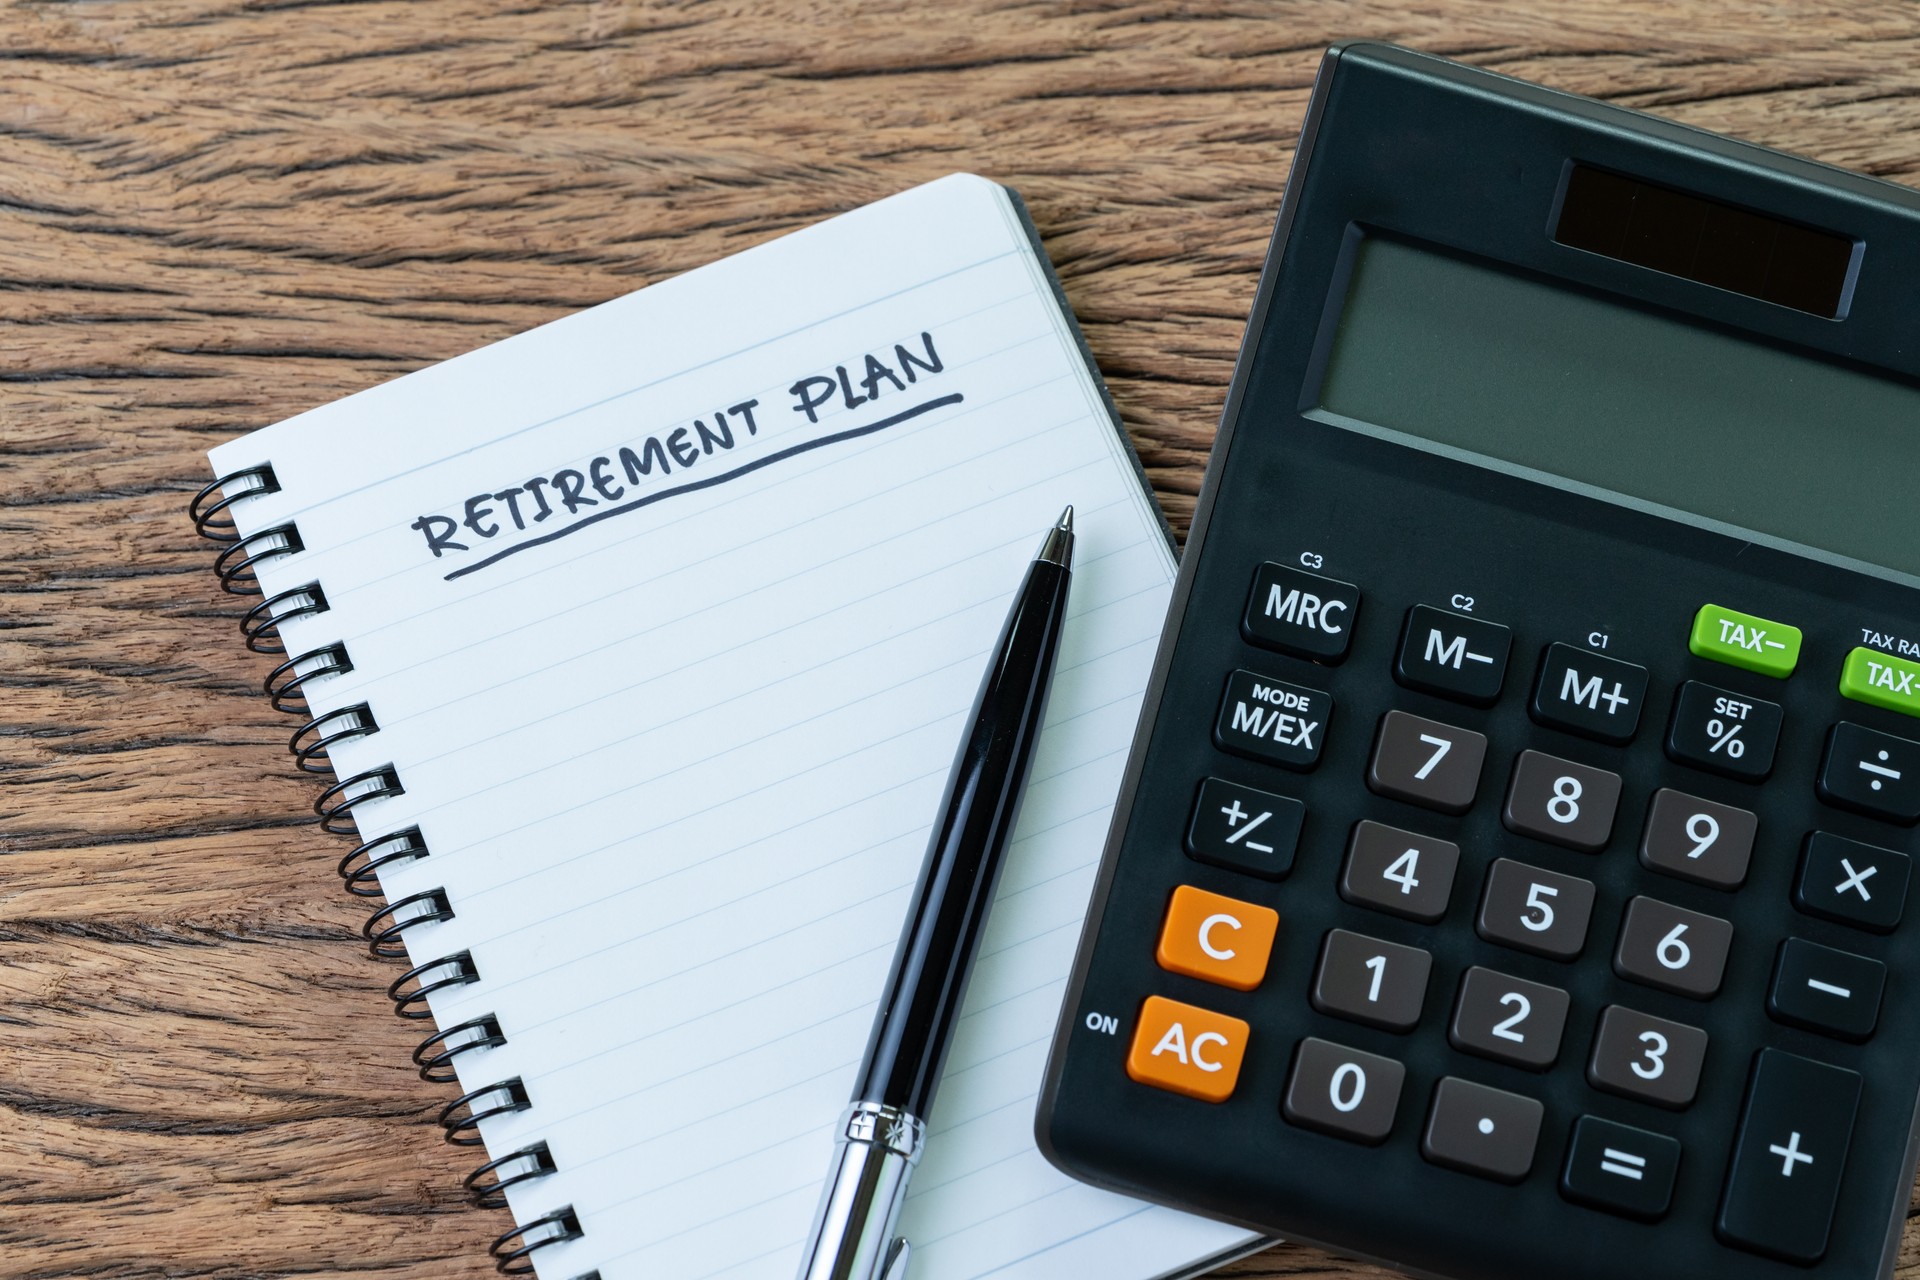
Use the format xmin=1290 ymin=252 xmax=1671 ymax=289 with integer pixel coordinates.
xmin=6 ymin=2 xmax=1920 ymax=1277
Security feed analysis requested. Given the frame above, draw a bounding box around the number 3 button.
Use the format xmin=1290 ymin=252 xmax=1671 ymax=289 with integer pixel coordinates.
xmin=1588 ymin=1006 xmax=1708 ymax=1109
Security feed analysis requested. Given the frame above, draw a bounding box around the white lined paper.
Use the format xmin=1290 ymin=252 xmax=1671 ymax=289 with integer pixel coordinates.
xmin=213 ymin=174 xmax=1255 ymax=1280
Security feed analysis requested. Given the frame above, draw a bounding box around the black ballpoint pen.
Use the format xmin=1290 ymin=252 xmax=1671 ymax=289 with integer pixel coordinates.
xmin=796 ymin=506 xmax=1076 ymax=1280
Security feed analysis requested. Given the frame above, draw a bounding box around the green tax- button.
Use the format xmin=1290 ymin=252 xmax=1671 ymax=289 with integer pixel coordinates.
xmin=1689 ymin=604 xmax=1801 ymax=678
xmin=1841 ymin=647 xmax=1920 ymax=717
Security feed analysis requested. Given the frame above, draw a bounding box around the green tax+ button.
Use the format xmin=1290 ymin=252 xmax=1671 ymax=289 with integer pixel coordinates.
xmin=1689 ymin=604 xmax=1801 ymax=678
xmin=1841 ymin=647 xmax=1920 ymax=717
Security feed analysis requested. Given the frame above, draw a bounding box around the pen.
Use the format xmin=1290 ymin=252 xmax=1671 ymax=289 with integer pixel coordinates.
xmin=795 ymin=506 xmax=1076 ymax=1280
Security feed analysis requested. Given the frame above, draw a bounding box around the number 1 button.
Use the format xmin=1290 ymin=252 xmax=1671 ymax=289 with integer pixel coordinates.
xmin=1367 ymin=711 xmax=1487 ymax=814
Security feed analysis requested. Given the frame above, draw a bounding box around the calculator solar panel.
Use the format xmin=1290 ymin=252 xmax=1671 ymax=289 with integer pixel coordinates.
xmin=1036 ymin=43 xmax=1920 ymax=1280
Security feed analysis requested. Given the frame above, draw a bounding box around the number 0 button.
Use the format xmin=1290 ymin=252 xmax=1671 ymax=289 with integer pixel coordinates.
xmin=1283 ymin=1037 xmax=1405 ymax=1145
xmin=1613 ymin=896 xmax=1733 ymax=999
xmin=1366 ymin=710 xmax=1487 ymax=814
xmin=1503 ymin=750 xmax=1622 ymax=852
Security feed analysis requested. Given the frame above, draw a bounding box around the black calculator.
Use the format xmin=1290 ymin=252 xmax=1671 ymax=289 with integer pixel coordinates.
xmin=1036 ymin=43 xmax=1920 ymax=1280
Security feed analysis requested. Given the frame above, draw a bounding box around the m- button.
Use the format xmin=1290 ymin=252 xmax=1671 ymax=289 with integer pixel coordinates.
xmin=1394 ymin=605 xmax=1512 ymax=706
xmin=1530 ymin=643 xmax=1649 ymax=744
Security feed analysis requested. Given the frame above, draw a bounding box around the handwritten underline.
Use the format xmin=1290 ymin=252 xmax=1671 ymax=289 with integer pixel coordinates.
xmin=442 ymin=393 xmax=968 ymax=581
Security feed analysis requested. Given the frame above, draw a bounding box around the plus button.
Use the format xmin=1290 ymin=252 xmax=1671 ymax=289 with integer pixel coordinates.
xmin=1768 ymin=1131 xmax=1814 ymax=1178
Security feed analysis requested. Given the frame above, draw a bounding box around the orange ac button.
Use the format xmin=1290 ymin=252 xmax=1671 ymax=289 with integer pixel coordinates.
xmin=1155 ymin=884 xmax=1279 ymax=991
xmin=1125 ymin=995 xmax=1251 ymax=1102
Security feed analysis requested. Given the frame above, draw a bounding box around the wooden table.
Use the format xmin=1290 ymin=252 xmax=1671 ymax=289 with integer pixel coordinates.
xmin=6 ymin=2 xmax=1920 ymax=1276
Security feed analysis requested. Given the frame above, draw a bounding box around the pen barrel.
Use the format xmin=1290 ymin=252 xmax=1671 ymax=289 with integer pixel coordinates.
xmin=852 ymin=555 xmax=1072 ymax=1117
xmin=795 ymin=1102 xmax=924 ymax=1280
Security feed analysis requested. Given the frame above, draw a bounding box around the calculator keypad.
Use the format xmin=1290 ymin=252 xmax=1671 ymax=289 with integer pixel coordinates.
xmin=1612 ymin=896 xmax=1733 ymax=998
xmin=1076 ymin=555 xmax=1920 ymax=1280
xmin=1502 ymin=750 xmax=1621 ymax=851
xmin=1310 ymin=929 xmax=1432 ymax=1032
xmin=1366 ymin=710 xmax=1486 ymax=812
xmin=1476 ymin=858 xmax=1595 ymax=960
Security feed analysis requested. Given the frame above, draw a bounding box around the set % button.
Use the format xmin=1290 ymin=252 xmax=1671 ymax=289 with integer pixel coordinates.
xmin=1666 ymin=681 xmax=1782 ymax=781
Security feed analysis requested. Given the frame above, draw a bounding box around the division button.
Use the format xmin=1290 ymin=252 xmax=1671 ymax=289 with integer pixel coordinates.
xmin=1393 ymin=605 xmax=1512 ymax=705
xmin=1817 ymin=720 xmax=1920 ymax=824
xmin=1214 ymin=669 xmax=1332 ymax=772
xmin=1366 ymin=710 xmax=1488 ymax=814
xmin=1586 ymin=1005 xmax=1708 ymax=1109
xmin=1716 ymin=1049 xmax=1861 ymax=1264
xmin=1282 ymin=1037 xmax=1406 ymax=1145
xmin=1612 ymin=896 xmax=1733 ymax=999
xmin=1339 ymin=820 xmax=1459 ymax=923
xmin=1766 ymin=938 xmax=1885 ymax=1042
xmin=1689 ymin=603 xmax=1801 ymax=678
xmin=1560 ymin=1115 xmax=1682 ymax=1221
xmin=1665 ymin=680 xmax=1782 ymax=782
xmin=1310 ymin=928 xmax=1432 ymax=1032
xmin=1124 ymin=995 xmax=1251 ymax=1103
xmin=1794 ymin=831 xmax=1910 ymax=933
xmin=1838 ymin=646 xmax=1920 ymax=718
xmin=1530 ymin=642 xmax=1649 ymax=744
xmin=1638 ymin=788 xmax=1757 ymax=890
xmin=1476 ymin=858 xmax=1596 ymax=962
xmin=1242 ymin=562 xmax=1360 ymax=662
xmin=1448 ymin=967 xmax=1569 ymax=1070
xmin=1502 ymin=750 xmax=1622 ymax=851
xmin=1421 ymin=1077 xmax=1544 ymax=1183
xmin=1185 ymin=777 xmax=1306 ymax=881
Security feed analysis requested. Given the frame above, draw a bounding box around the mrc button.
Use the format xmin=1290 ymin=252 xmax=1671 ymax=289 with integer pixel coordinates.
xmin=1242 ymin=562 xmax=1359 ymax=662
xmin=1214 ymin=669 xmax=1331 ymax=771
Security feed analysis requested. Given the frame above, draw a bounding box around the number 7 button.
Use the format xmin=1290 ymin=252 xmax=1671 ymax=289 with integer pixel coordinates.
xmin=1367 ymin=710 xmax=1488 ymax=814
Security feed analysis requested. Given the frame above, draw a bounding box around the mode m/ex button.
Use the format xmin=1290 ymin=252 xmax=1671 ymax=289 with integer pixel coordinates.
xmin=1215 ymin=669 xmax=1332 ymax=771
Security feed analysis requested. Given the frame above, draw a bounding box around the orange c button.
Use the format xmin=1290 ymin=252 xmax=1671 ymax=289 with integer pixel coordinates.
xmin=1126 ymin=995 xmax=1250 ymax=1102
xmin=1155 ymin=884 xmax=1279 ymax=991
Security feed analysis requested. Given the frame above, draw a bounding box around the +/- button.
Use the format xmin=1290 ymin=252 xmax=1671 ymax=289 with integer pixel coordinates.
xmin=1817 ymin=721 xmax=1920 ymax=824
xmin=1242 ymin=563 xmax=1359 ymax=662
xmin=1689 ymin=603 xmax=1801 ymax=678
xmin=1185 ymin=777 xmax=1305 ymax=881
xmin=1839 ymin=646 xmax=1920 ymax=718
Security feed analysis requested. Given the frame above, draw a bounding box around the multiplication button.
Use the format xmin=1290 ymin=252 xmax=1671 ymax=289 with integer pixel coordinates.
xmin=1665 ymin=681 xmax=1781 ymax=781
xmin=1214 ymin=669 xmax=1331 ymax=771
xmin=1242 ymin=562 xmax=1359 ymax=662
xmin=1794 ymin=832 xmax=1910 ymax=932
xmin=1186 ymin=778 xmax=1305 ymax=880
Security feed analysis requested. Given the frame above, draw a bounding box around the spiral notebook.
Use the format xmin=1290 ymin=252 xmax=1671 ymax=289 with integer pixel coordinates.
xmin=188 ymin=175 xmax=1259 ymax=1280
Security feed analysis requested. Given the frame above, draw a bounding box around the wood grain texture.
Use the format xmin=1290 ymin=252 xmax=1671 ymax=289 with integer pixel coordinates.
xmin=4 ymin=2 xmax=1920 ymax=1276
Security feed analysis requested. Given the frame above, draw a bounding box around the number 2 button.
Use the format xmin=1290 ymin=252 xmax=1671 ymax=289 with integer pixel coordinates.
xmin=1367 ymin=711 xmax=1488 ymax=814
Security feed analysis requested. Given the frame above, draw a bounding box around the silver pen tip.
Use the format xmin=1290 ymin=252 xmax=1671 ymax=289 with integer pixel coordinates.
xmin=1057 ymin=505 xmax=1074 ymax=532
xmin=1036 ymin=506 xmax=1075 ymax=568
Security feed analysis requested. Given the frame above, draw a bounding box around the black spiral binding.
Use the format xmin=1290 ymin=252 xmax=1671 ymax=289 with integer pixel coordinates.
xmin=188 ymin=468 xmax=574 ymax=1257
xmin=489 ymin=1207 xmax=582 ymax=1275
xmin=243 ymin=581 xmax=329 ymax=654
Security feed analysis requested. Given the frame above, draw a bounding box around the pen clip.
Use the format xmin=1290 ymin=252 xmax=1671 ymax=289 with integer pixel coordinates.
xmin=882 ymin=1237 xmax=910 ymax=1280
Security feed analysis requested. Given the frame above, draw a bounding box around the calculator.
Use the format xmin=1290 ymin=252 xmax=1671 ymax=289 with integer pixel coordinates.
xmin=1035 ymin=43 xmax=1920 ymax=1280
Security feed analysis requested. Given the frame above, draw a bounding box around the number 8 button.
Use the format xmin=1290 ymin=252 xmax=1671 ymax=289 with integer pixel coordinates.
xmin=1503 ymin=750 xmax=1622 ymax=852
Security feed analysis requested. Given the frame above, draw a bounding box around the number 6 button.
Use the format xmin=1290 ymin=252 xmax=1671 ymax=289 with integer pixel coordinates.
xmin=1614 ymin=896 xmax=1733 ymax=998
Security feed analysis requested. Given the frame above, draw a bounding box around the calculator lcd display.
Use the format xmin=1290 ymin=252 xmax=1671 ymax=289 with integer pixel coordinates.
xmin=1315 ymin=235 xmax=1920 ymax=578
